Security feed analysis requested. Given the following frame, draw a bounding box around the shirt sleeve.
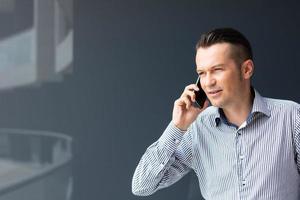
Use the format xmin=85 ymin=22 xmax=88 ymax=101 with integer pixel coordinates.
xmin=293 ymin=106 xmax=300 ymax=173
xmin=131 ymin=121 xmax=194 ymax=196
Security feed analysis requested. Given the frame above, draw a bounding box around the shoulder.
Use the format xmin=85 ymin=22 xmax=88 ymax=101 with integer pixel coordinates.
xmin=194 ymin=106 xmax=218 ymax=126
xmin=198 ymin=106 xmax=219 ymax=118
xmin=188 ymin=106 xmax=218 ymax=140
xmin=264 ymin=97 xmax=300 ymax=112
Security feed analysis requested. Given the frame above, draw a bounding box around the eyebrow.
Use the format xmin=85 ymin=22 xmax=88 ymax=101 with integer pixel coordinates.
xmin=196 ymin=64 xmax=225 ymax=73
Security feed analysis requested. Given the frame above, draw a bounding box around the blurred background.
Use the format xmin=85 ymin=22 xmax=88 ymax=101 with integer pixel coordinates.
xmin=0 ymin=0 xmax=299 ymax=199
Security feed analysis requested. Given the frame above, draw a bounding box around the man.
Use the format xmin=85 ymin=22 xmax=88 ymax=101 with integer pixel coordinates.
xmin=132 ymin=28 xmax=300 ymax=199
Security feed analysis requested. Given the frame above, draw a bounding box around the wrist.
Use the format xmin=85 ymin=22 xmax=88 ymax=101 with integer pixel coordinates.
xmin=173 ymin=121 xmax=188 ymax=132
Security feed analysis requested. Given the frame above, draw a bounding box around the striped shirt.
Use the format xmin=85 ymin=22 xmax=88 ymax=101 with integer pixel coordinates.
xmin=132 ymin=89 xmax=300 ymax=199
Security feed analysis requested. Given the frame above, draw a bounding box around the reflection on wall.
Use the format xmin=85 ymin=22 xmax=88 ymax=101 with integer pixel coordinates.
xmin=0 ymin=0 xmax=73 ymax=90
xmin=0 ymin=129 xmax=72 ymax=200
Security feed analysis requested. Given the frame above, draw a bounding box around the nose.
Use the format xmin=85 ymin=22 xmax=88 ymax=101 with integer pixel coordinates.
xmin=202 ymin=74 xmax=216 ymax=88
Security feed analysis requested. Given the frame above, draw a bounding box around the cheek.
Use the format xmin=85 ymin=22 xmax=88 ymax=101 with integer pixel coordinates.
xmin=222 ymin=71 xmax=241 ymax=84
xmin=225 ymin=77 xmax=243 ymax=94
xmin=217 ymin=74 xmax=240 ymax=93
xmin=216 ymin=73 xmax=231 ymax=86
xmin=200 ymin=79 xmax=205 ymax=88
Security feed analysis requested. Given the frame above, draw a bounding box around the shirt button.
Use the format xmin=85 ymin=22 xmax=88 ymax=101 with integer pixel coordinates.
xmin=240 ymin=155 xmax=245 ymax=160
xmin=242 ymin=180 xmax=246 ymax=186
xmin=174 ymin=139 xmax=180 ymax=145
xmin=160 ymin=163 xmax=164 ymax=168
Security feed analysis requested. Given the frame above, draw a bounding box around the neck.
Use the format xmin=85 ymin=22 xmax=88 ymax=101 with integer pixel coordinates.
xmin=222 ymin=87 xmax=253 ymax=127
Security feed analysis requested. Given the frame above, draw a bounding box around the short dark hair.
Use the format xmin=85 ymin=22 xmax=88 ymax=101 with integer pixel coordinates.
xmin=195 ymin=28 xmax=253 ymax=63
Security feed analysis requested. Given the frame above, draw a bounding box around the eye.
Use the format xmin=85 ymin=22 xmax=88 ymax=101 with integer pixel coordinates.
xmin=213 ymin=68 xmax=224 ymax=73
xmin=198 ymin=72 xmax=205 ymax=77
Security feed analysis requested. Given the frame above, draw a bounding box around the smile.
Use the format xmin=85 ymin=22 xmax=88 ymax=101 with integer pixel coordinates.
xmin=207 ymin=90 xmax=222 ymax=97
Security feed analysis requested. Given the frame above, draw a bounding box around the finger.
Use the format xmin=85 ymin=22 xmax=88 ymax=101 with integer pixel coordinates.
xmin=181 ymin=96 xmax=192 ymax=110
xmin=184 ymin=84 xmax=199 ymax=92
xmin=180 ymin=90 xmax=196 ymax=102
xmin=176 ymin=96 xmax=190 ymax=109
xmin=188 ymin=90 xmax=196 ymax=102
xmin=174 ymin=99 xmax=185 ymax=107
xmin=174 ymin=98 xmax=189 ymax=108
xmin=191 ymin=104 xmax=203 ymax=113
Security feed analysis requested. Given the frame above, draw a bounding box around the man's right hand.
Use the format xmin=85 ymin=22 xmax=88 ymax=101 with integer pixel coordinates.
xmin=172 ymin=84 xmax=209 ymax=131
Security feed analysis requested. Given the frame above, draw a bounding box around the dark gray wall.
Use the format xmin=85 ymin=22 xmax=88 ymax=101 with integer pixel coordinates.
xmin=0 ymin=0 xmax=300 ymax=200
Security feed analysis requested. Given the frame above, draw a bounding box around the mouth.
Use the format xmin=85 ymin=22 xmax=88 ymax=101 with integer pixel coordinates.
xmin=207 ymin=89 xmax=222 ymax=97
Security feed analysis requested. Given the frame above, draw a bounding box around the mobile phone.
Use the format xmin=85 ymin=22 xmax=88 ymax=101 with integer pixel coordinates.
xmin=194 ymin=76 xmax=207 ymax=108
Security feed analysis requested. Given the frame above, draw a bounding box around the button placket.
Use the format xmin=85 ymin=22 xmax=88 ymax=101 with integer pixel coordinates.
xmin=239 ymin=154 xmax=245 ymax=160
xmin=236 ymin=129 xmax=246 ymax=189
xmin=242 ymin=179 xmax=246 ymax=186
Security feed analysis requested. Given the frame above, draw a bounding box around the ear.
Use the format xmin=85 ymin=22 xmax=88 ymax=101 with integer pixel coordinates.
xmin=241 ymin=59 xmax=254 ymax=80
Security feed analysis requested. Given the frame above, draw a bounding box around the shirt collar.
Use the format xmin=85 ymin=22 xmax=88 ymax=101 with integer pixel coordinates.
xmin=251 ymin=88 xmax=271 ymax=117
xmin=213 ymin=87 xmax=271 ymax=126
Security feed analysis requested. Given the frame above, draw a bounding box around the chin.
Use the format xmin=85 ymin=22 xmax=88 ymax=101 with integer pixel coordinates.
xmin=209 ymin=100 xmax=223 ymax=108
xmin=209 ymin=101 xmax=217 ymax=107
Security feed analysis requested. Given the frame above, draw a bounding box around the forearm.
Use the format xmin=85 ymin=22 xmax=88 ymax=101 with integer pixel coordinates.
xmin=132 ymin=122 xmax=192 ymax=196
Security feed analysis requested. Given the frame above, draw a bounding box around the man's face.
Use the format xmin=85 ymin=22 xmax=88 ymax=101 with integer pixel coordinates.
xmin=195 ymin=43 xmax=248 ymax=108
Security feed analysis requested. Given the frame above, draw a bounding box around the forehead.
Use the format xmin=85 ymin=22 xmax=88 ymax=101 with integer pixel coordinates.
xmin=195 ymin=43 xmax=234 ymax=70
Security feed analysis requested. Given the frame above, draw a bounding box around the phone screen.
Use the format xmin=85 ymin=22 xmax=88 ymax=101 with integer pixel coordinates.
xmin=194 ymin=76 xmax=207 ymax=108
